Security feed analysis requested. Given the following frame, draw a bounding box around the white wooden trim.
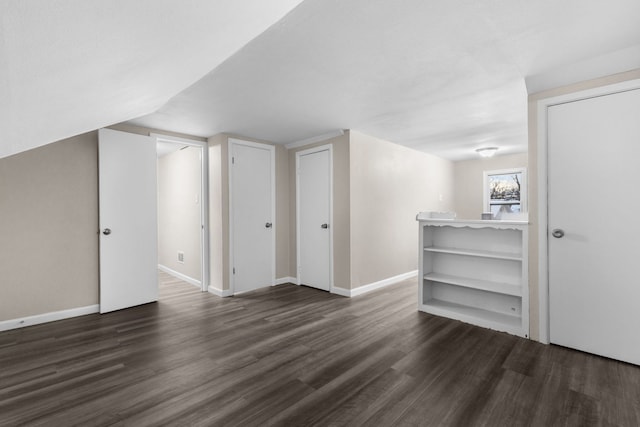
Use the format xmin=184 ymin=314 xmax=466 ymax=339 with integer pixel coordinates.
xmin=207 ymin=286 xmax=233 ymax=298
xmin=151 ymin=133 xmax=205 ymax=146
xmin=228 ymin=138 xmax=276 ymax=295
xmin=536 ymin=78 xmax=640 ymax=344
xmin=152 ymin=133 xmax=210 ymax=293
xmin=0 ymin=305 xmax=100 ymax=332
xmin=351 ymin=270 xmax=417 ymax=297
xmin=275 ymin=277 xmax=297 ymax=286
xmin=285 ymin=130 xmax=344 ymax=149
xmin=331 ymin=287 xmax=351 ymax=297
xmin=331 ymin=271 xmax=417 ymax=297
xmin=158 ymin=264 xmax=201 ymax=288
xmin=295 ymin=144 xmax=334 ymax=293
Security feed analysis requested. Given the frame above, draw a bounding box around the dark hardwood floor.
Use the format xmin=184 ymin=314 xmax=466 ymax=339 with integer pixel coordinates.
xmin=1 ymin=272 xmax=639 ymax=426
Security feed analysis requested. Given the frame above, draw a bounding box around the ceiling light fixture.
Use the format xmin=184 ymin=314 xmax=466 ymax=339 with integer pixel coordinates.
xmin=475 ymin=147 xmax=498 ymax=158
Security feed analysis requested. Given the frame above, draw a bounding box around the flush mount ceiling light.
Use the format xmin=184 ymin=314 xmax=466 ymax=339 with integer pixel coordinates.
xmin=475 ymin=147 xmax=498 ymax=158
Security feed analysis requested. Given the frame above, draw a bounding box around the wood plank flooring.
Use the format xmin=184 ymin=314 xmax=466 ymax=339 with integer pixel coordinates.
xmin=1 ymin=272 xmax=639 ymax=426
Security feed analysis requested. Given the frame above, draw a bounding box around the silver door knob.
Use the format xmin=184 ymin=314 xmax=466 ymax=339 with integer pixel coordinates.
xmin=265 ymin=222 xmax=272 ymax=228
xmin=551 ymin=229 xmax=564 ymax=238
xmin=103 ymin=228 xmax=111 ymax=235
xmin=321 ymin=223 xmax=329 ymax=229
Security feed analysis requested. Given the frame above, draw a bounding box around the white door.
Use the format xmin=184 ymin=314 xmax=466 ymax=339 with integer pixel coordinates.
xmin=230 ymin=140 xmax=274 ymax=294
xmin=548 ymin=88 xmax=640 ymax=365
xmin=99 ymin=128 xmax=158 ymax=313
xmin=297 ymin=147 xmax=331 ymax=291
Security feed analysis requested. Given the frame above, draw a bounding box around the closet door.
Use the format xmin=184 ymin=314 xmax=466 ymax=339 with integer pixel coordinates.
xmin=548 ymin=88 xmax=640 ymax=365
xmin=297 ymin=146 xmax=332 ymax=291
xmin=229 ymin=139 xmax=275 ymax=294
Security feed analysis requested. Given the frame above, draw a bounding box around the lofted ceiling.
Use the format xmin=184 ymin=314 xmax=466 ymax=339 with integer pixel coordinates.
xmin=0 ymin=0 xmax=304 ymax=159
xmin=2 ymin=1 xmax=640 ymax=161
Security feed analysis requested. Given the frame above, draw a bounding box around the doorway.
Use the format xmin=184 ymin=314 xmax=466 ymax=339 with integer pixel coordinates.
xmin=296 ymin=145 xmax=333 ymax=292
xmin=155 ymin=134 xmax=209 ymax=293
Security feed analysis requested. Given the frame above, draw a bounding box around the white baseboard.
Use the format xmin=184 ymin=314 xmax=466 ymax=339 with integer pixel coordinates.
xmin=0 ymin=304 xmax=100 ymax=332
xmin=332 ymin=270 xmax=417 ymax=297
xmin=158 ymin=264 xmax=201 ymax=288
xmin=274 ymin=276 xmax=297 ymax=286
xmin=331 ymin=286 xmax=351 ymax=297
xmin=207 ymin=286 xmax=233 ymax=297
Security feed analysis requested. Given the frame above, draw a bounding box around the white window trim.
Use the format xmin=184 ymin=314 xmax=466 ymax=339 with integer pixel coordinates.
xmin=483 ymin=168 xmax=527 ymax=214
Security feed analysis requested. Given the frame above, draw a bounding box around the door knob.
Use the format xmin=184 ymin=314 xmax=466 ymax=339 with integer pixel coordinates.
xmin=321 ymin=223 xmax=329 ymax=229
xmin=265 ymin=222 xmax=272 ymax=228
xmin=551 ymin=228 xmax=564 ymax=238
xmin=103 ymin=228 xmax=111 ymax=235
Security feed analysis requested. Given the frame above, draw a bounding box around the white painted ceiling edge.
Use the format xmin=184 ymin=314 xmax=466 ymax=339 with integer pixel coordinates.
xmin=0 ymin=0 xmax=304 ymax=159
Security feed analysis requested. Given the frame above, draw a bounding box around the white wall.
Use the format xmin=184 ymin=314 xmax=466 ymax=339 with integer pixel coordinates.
xmin=157 ymin=146 xmax=202 ymax=282
xmin=349 ymin=131 xmax=454 ymax=289
xmin=453 ymin=153 xmax=528 ymax=220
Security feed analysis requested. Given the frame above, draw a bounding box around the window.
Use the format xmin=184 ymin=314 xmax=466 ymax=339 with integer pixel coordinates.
xmin=483 ymin=168 xmax=527 ymax=217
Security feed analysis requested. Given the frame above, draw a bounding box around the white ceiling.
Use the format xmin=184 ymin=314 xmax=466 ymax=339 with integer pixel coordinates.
xmin=2 ymin=1 xmax=640 ymax=161
xmin=0 ymin=0 xmax=304 ymax=159
xmin=129 ymin=0 xmax=640 ymax=160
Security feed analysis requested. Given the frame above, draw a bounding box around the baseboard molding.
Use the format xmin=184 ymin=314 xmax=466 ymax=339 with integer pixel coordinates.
xmin=274 ymin=277 xmax=297 ymax=286
xmin=158 ymin=264 xmax=201 ymax=288
xmin=332 ymin=270 xmax=418 ymax=298
xmin=0 ymin=304 xmax=100 ymax=332
xmin=207 ymin=286 xmax=233 ymax=297
xmin=331 ymin=286 xmax=351 ymax=297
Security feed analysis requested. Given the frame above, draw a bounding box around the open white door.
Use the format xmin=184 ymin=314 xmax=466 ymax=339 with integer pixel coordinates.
xmin=99 ymin=128 xmax=158 ymax=313
xmin=548 ymin=88 xmax=640 ymax=365
xmin=297 ymin=145 xmax=332 ymax=291
xmin=229 ymin=139 xmax=275 ymax=294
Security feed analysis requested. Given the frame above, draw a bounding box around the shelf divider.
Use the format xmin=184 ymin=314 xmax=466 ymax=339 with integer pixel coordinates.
xmin=423 ymin=246 xmax=522 ymax=261
xmin=424 ymin=272 xmax=521 ymax=297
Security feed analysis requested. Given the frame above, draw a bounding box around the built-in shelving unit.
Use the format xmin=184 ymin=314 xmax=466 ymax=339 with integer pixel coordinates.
xmin=416 ymin=213 xmax=529 ymax=338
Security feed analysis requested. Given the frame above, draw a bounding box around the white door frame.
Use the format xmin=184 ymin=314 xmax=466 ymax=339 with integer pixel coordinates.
xmin=152 ymin=133 xmax=210 ymax=292
xmin=295 ymin=144 xmax=334 ymax=292
xmin=228 ymin=138 xmax=276 ymax=294
xmin=536 ymin=78 xmax=640 ymax=344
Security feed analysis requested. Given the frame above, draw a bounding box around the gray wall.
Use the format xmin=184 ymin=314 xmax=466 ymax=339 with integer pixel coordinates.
xmin=349 ymin=131 xmax=454 ymax=288
xmin=0 ymin=125 xmax=457 ymax=322
xmin=0 ymin=132 xmax=99 ymax=321
xmin=453 ymin=153 xmax=528 ymax=220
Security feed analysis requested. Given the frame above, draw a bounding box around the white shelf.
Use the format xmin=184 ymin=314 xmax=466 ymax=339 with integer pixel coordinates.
xmin=417 ymin=217 xmax=529 ymax=338
xmin=423 ymin=246 xmax=522 ymax=261
xmin=424 ymin=273 xmax=521 ymax=297
xmin=420 ymin=299 xmax=522 ymax=336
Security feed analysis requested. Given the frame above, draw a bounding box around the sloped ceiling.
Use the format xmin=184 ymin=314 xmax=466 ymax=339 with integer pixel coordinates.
xmin=0 ymin=0 xmax=304 ymax=159
xmin=2 ymin=1 xmax=640 ymax=161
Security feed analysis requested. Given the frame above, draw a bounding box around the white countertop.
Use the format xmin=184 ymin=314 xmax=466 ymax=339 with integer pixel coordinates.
xmin=416 ymin=212 xmax=528 ymax=226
